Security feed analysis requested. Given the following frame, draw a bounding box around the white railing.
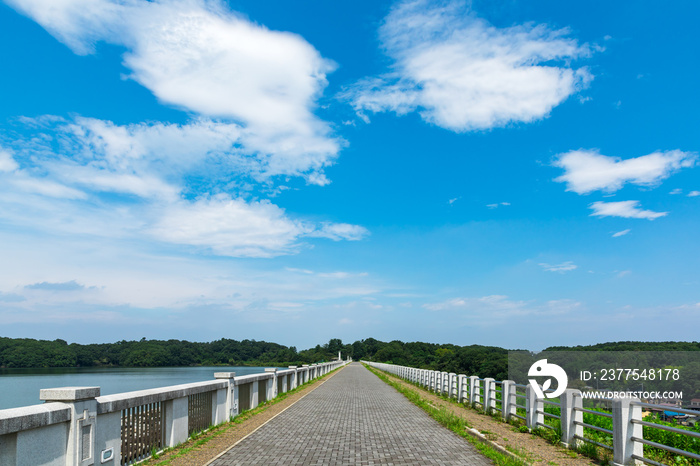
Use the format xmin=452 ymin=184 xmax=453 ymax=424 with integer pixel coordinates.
xmin=0 ymin=359 xmax=349 ymax=466
xmin=364 ymin=361 xmax=700 ymax=466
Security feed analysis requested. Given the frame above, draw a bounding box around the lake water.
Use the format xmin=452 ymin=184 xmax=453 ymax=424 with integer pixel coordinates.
xmin=0 ymin=366 xmax=282 ymax=410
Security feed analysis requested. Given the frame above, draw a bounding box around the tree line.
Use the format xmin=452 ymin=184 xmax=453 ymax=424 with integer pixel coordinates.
xmin=0 ymin=336 xmax=510 ymax=375
xmin=1 ymin=337 xmax=698 ymax=389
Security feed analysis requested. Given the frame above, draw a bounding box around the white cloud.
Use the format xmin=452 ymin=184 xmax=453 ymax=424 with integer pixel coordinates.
xmin=589 ymin=201 xmax=667 ymax=220
xmin=487 ymin=202 xmax=511 ymax=209
xmin=612 ymin=229 xmax=631 ymax=237
xmin=0 ymin=229 xmax=383 ymax=333
xmin=670 ymin=188 xmax=682 ymax=195
xmin=424 ymin=295 xmax=580 ymax=323
xmin=5 ymin=0 xmax=341 ymax=185
xmin=310 ymin=223 xmax=369 ymax=242
xmin=148 ymin=197 xmax=367 ymax=258
xmin=0 ymin=148 xmax=19 ymax=172
xmin=688 ymin=191 xmax=700 ymax=197
xmin=0 ymin=117 xmax=367 ymax=258
xmin=0 ymin=1 xmax=367 ymax=258
xmin=149 ymin=196 xmax=311 ymax=257
xmin=346 ymin=0 xmax=593 ymax=131
xmin=554 ymin=149 xmax=697 ymax=194
xmin=539 ymin=261 xmax=577 ymax=273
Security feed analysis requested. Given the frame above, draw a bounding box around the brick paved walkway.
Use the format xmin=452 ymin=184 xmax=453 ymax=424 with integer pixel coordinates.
xmin=209 ymin=363 xmax=492 ymax=465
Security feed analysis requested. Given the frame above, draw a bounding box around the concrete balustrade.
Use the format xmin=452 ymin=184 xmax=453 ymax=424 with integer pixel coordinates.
xmin=364 ymin=361 xmax=663 ymax=466
xmin=0 ymin=359 xmax=349 ymax=466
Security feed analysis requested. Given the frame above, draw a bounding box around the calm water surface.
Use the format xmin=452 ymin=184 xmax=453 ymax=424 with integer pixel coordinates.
xmin=0 ymin=366 xmax=282 ymax=410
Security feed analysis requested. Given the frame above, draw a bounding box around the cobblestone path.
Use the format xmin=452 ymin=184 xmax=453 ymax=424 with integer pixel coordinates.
xmin=209 ymin=362 xmax=492 ymax=465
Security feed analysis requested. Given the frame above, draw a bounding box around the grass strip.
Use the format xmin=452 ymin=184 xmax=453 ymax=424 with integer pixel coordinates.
xmin=364 ymin=364 xmax=529 ymax=466
xmin=140 ymin=366 xmax=343 ymax=466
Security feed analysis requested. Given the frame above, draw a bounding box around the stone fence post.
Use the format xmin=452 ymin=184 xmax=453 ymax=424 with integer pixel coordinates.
xmin=612 ymin=398 xmax=642 ymax=466
xmin=265 ymin=368 xmax=277 ymax=400
xmin=526 ymin=384 xmax=543 ymax=431
xmin=449 ymin=373 xmax=457 ymax=399
xmin=483 ymin=378 xmax=495 ymax=413
xmin=40 ymin=387 xmax=99 ymax=466
xmin=457 ymin=374 xmax=467 ymax=403
xmin=468 ymin=376 xmax=479 ymax=407
xmin=501 ymin=380 xmax=516 ymax=421
xmin=214 ymin=372 xmax=236 ymax=419
xmin=560 ymin=389 xmax=582 ymax=448
xmin=288 ymin=366 xmax=298 ymax=389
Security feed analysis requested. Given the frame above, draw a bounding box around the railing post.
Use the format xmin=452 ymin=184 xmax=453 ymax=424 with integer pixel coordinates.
xmin=483 ymin=378 xmax=495 ymax=413
xmin=214 ymin=372 xmax=236 ymax=419
xmin=526 ymin=384 xmax=543 ymax=431
xmin=40 ymin=387 xmax=99 ymax=466
xmin=449 ymin=373 xmax=457 ymax=399
xmin=265 ymin=368 xmax=278 ymax=400
xmin=612 ymin=398 xmax=642 ymax=466
xmin=501 ymin=380 xmax=516 ymax=421
xmin=288 ymin=366 xmax=298 ymax=389
xmin=441 ymin=372 xmax=449 ymax=396
xmin=457 ymin=374 xmax=466 ymax=403
xmin=468 ymin=376 xmax=479 ymax=408
xmin=560 ymin=389 xmax=582 ymax=448
xmin=281 ymin=370 xmax=288 ymax=393
xmin=164 ymin=396 xmax=188 ymax=447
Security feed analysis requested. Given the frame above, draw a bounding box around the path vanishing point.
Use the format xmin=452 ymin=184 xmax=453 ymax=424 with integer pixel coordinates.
xmin=208 ymin=362 xmax=492 ymax=465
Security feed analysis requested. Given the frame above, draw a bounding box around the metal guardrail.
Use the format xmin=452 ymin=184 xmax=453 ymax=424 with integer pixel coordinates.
xmin=121 ymin=402 xmax=164 ymax=466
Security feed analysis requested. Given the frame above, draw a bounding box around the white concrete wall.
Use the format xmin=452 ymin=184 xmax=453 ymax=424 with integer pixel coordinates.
xmin=0 ymin=360 xmax=349 ymax=466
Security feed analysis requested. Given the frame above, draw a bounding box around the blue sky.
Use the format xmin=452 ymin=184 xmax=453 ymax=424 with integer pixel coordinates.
xmin=0 ymin=0 xmax=698 ymax=350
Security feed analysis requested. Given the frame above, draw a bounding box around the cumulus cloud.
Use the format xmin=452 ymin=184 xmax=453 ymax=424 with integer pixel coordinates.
xmin=0 ymin=1 xmax=368 ymax=258
xmin=554 ymin=149 xmax=696 ymax=194
xmin=345 ymin=0 xmax=593 ymax=131
xmin=149 ymin=197 xmax=366 ymax=257
xmin=589 ymin=201 xmax=667 ymax=220
xmin=0 ymin=117 xmax=366 ymax=258
xmin=149 ymin=196 xmax=311 ymax=257
xmin=612 ymin=229 xmax=631 ymax=237
xmin=5 ymin=0 xmax=341 ymax=184
xmin=539 ymin=261 xmax=577 ymax=273
xmin=689 ymin=191 xmax=700 ymax=197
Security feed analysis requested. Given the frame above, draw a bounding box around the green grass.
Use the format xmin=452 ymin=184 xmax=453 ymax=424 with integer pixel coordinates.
xmin=364 ymin=364 xmax=529 ymax=466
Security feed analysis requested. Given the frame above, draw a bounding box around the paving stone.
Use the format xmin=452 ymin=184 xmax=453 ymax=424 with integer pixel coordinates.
xmin=210 ymin=363 xmax=492 ymax=465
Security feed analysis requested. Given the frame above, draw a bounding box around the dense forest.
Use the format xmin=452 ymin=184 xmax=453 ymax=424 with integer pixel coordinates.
xmin=0 ymin=336 xmax=510 ymax=377
xmin=1 ymin=337 xmax=698 ymax=387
